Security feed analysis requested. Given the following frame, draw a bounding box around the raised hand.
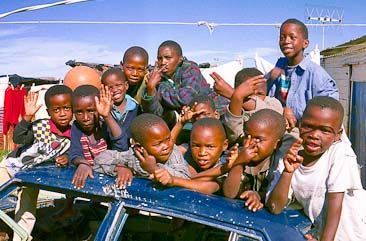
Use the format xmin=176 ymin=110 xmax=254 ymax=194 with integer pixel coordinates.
xmin=178 ymin=105 xmax=194 ymax=125
xmin=283 ymin=138 xmax=303 ymax=173
xmin=95 ymin=84 xmax=113 ymax=118
xmin=72 ymin=163 xmax=94 ymax=189
xmin=283 ymin=107 xmax=297 ymax=131
xmin=226 ymin=143 xmax=239 ymax=169
xmin=115 ymin=166 xmax=133 ymax=189
xmin=234 ymin=135 xmax=258 ymax=166
xmin=133 ymin=145 xmax=157 ymax=174
xmin=240 ymin=190 xmax=263 ymax=212
xmin=210 ymin=71 xmax=234 ymax=99
xmin=146 ymin=61 xmax=164 ymax=96
xmin=234 ymin=75 xmax=266 ymax=100
xmin=24 ymin=91 xmax=42 ymax=122
xmin=153 ymin=168 xmax=173 ymax=186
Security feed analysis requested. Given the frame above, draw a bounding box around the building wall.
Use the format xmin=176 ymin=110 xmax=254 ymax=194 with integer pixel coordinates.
xmin=321 ymin=56 xmax=351 ymax=132
xmin=322 ymin=46 xmax=366 ymax=188
xmin=321 ymin=47 xmax=366 ymax=132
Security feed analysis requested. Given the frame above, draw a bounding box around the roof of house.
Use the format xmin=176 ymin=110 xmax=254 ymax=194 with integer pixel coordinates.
xmin=321 ymin=35 xmax=366 ymax=57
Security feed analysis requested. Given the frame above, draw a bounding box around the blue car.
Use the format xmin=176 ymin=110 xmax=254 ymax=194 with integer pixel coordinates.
xmin=0 ymin=165 xmax=311 ymax=241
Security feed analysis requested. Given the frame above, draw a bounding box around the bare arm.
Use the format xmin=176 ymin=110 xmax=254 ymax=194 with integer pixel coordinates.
xmin=267 ymin=139 xmax=303 ymax=214
xmin=266 ymin=171 xmax=293 ymax=214
xmin=222 ymin=165 xmax=243 ymax=198
xmin=171 ymin=177 xmax=220 ymax=194
xmin=320 ymin=192 xmax=344 ymax=241
xmin=192 ymin=164 xmax=230 ymax=180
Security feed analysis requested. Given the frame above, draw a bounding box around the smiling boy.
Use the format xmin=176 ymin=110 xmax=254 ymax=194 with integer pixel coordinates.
xmin=267 ymin=19 xmax=338 ymax=131
xmin=267 ymin=96 xmax=366 ymax=241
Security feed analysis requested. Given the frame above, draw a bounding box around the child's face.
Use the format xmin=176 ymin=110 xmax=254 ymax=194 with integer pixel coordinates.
xmin=141 ymin=123 xmax=174 ymax=163
xmin=103 ymin=74 xmax=128 ymax=105
xmin=73 ymin=96 xmax=99 ymax=134
xmin=190 ymin=126 xmax=228 ymax=170
xmin=244 ymin=121 xmax=281 ymax=164
xmin=157 ymin=46 xmax=182 ymax=78
xmin=47 ymin=94 xmax=73 ymax=130
xmin=122 ymin=55 xmax=147 ymax=85
xmin=279 ymin=23 xmax=309 ymax=63
xmin=192 ymin=103 xmax=220 ymax=122
xmin=300 ymin=106 xmax=342 ymax=157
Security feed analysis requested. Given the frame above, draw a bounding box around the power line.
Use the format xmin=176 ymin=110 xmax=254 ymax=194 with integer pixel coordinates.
xmin=0 ymin=0 xmax=91 ymax=19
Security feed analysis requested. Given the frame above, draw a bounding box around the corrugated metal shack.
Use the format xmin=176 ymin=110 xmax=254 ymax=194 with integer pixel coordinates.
xmin=321 ymin=36 xmax=366 ymax=187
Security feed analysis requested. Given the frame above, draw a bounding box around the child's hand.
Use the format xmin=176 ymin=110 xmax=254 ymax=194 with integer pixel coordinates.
xmin=304 ymin=234 xmax=318 ymax=241
xmin=133 ymin=145 xmax=157 ymax=173
xmin=24 ymin=91 xmax=42 ymax=122
xmin=283 ymin=107 xmax=297 ymax=131
xmin=72 ymin=163 xmax=94 ymax=189
xmin=226 ymin=143 xmax=239 ymax=169
xmin=233 ymin=75 xmax=266 ymax=100
xmin=283 ymin=139 xmax=303 ymax=173
xmin=240 ymin=190 xmax=263 ymax=212
xmin=152 ymin=168 xmax=173 ymax=186
xmin=178 ymin=106 xmax=194 ymax=125
xmin=95 ymin=84 xmax=113 ymax=118
xmin=115 ymin=165 xmax=133 ymax=189
xmin=146 ymin=61 xmax=164 ymax=95
xmin=56 ymin=154 xmax=69 ymax=167
xmin=210 ymin=72 xmax=234 ymax=99
xmin=234 ymin=136 xmax=258 ymax=166
xmin=269 ymin=67 xmax=283 ymax=81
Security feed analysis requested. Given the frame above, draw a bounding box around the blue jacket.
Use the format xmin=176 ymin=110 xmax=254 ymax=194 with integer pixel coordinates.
xmin=268 ymin=57 xmax=339 ymax=121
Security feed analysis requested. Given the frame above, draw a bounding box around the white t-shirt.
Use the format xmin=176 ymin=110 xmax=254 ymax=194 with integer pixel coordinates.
xmin=269 ymin=141 xmax=366 ymax=240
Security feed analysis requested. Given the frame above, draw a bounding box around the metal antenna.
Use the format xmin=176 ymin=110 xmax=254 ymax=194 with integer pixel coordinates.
xmin=306 ymin=4 xmax=344 ymax=50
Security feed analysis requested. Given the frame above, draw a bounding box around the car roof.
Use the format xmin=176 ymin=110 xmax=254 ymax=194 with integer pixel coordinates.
xmin=2 ymin=165 xmax=310 ymax=240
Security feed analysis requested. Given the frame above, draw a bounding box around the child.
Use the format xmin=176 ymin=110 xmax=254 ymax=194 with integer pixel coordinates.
xmin=171 ymin=94 xmax=220 ymax=151
xmin=69 ymin=84 xmax=126 ymax=189
xmin=266 ymin=96 xmax=366 ymax=241
xmin=0 ymin=85 xmax=73 ymax=240
xmin=101 ymin=67 xmax=139 ymax=150
xmin=222 ymin=68 xmax=283 ymax=144
xmin=141 ymin=40 xmax=228 ymax=127
xmin=154 ymin=118 xmax=228 ymax=194
xmin=120 ymin=46 xmax=149 ymax=104
xmin=93 ymin=113 xmax=191 ymax=188
xmin=222 ymin=109 xmax=286 ymax=212
xmin=267 ymin=18 xmax=338 ymax=130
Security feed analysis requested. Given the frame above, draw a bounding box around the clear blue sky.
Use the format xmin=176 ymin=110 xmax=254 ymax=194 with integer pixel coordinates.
xmin=0 ymin=0 xmax=365 ymax=78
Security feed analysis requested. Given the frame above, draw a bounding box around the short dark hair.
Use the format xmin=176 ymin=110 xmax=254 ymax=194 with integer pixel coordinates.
xmin=245 ymin=109 xmax=286 ymax=139
xmin=191 ymin=117 xmax=226 ymax=139
xmin=130 ymin=113 xmax=168 ymax=144
xmin=158 ymin=40 xmax=182 ymax=56
xmin=122 ymin=46 xmax=149 ymax=64
xmin=304 ymin=96 xmax=344 ymax=126
xmin=190 ymin=94 xmax=216 ymax=110
xmin=234 ymin=67 xmax=263 ymax=88
xmin=72 ymin=84 xmax=99 ymax=106
xmin=44 ymin=85 xmax=72 ymax=108
xmin=101 ymin=67 xmax=126 ymax=84
xmin=281 ymin=18 xmax=308 ymax=39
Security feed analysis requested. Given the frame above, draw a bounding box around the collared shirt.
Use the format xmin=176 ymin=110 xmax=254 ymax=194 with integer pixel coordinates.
xmin=268 ymin=56 xmax=339 ymax=121
xmin=49 ymin=119 xmax=71 ymax=138
xmin=110 ymin=94 xmax=138 ymax=123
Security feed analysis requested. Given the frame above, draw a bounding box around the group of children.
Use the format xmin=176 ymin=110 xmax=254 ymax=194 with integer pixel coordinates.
xmin=1 ymin=18 xmax=365 ymax=241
